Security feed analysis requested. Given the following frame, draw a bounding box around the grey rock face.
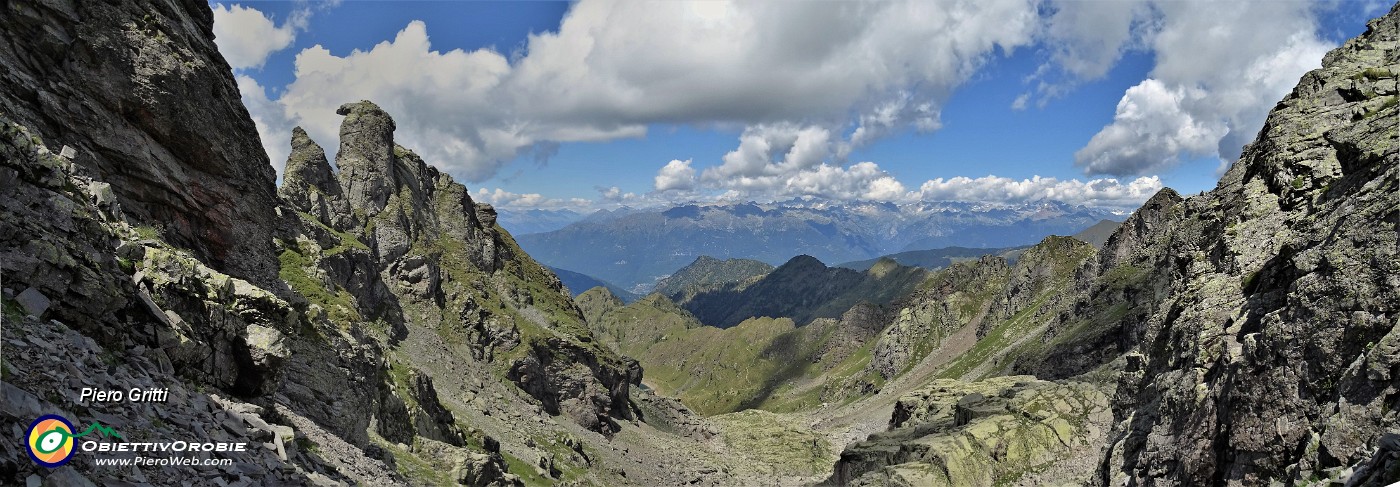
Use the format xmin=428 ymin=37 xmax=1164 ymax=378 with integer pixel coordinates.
xmin=508 ymin=337 xmax=643 ymax=434
xmin=277 ymin=100 xmax=642 ymax=439
xmin=981 ymin=8 xmax=1400 ymax=484
xmin=15 ymin=287 xmax=50 ymax=317
xmin=868 ymin=255 xmax=1011 ymax=380
xmin=0 ymin=118 xmax=145 ymax=348
xmin=0 ymin=0 xmax=281 ymax=288
xmin=137 ymin=247 xmax=300 ymax=397
xmin=1097 ymin=188 xmax=1182 ymax=272
xmin=1033 ymin=7 xmax=1400 ymax=485
xmin=281 ymin=126 xmax=354 ymax=228
xmin=452 ymin=451 xmax=522 ymax=487
xmin=335 ymin=100 xmax=400 ymax=217
xmin=0 ymin=314 xmax=343 ymax=485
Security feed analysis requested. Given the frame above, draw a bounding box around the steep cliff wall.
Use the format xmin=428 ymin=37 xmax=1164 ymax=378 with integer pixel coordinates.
xmin=0 ymin=0 xmax=280 ymax=287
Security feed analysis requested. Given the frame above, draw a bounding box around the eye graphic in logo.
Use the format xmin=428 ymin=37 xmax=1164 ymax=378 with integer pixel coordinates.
xmin=27 ymin=414 xmax=76 ymax=468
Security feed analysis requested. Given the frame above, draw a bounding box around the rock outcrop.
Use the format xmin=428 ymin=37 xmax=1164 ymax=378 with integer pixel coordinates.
xmin=0 ymin=0 xmax=280 ymax=287
xmin=1088 ymin=9 xmax=1399 ymax=484
xmin=0 ymin=116 xmax=361 ymax=486
xmin=829 ymin=376 xmax=1111 ymax=486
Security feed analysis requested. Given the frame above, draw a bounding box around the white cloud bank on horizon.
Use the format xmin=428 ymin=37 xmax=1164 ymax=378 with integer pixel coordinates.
xmin=479 ymin=174 xmax=1163 ymax=212
xmin=215 ymin=0 xmax=1341 ymax=210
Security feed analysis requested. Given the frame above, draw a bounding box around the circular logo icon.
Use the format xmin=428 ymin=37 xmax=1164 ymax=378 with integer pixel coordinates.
xmin=27 ymin=415 xmax=76 ymax=468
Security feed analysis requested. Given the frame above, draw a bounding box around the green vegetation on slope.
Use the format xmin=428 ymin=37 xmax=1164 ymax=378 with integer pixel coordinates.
xmin=681 ymin=255 xmax=927 ymax=329
xmin=655 ymin=255 xmax=774 ymax=302
xmin=582 ymin=291 xmax=885 ymax=415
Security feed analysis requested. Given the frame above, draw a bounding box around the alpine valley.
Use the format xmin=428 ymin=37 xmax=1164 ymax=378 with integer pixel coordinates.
xmin=0 ymin=1 xmax=1396 ymax=487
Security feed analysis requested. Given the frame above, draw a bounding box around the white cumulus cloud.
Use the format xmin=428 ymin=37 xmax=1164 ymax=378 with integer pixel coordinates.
xmin=212 ymin=4 xmax=307 ymax=70
xmin=1074 ymin=79 xmax=1227 ymax=176
xmin=1071 ymin=0 xmax=1331 ymax=176
xmin=249 ymin=0 xmax=1043 ymax=184
xmin=654 ymin=160 xmax=697 ymax=192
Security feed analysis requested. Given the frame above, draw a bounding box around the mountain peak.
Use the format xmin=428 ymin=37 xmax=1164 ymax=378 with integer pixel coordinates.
xmin=780 ymin=254 xmax=826 ymax=270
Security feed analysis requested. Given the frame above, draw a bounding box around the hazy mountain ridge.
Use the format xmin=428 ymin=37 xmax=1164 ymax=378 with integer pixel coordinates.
xmin=495 ymin=208 xmax=588 ymax=235
xmin=578 ymin=234 xmax=1097 ymax=408
xmin=835 ymin=246 xmax=1026 ymax=272
xmin=517 ymin=199 xmax=1120 ymax=291
xmin=1069 ymin=219 xmax=1121 ymax=248
xmin=654 ymin=255 xmax=775 ymax=303
xmin=679 ymin=255 xmax=929 ymax=329
xmin=547 ymin=266 xmax=640 ymax=302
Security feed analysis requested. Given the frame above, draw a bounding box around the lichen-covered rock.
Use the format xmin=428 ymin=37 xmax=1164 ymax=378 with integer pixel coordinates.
xmin=278 ymin=100 xmax=642 ymax=437
xmin=335 ymin=101 xmax=400 ymax=216
xmin=0 ymin=316 xmax=347 ymax=486
xmin=1089 ymin=8 xmax=1400 ymax=485
xmin=0 ymin=117 xmax=142 ymax=347
xmin=987 ymin=6 xmax=1400 ymax=485
xmin=281 ymin=126 xmax=355 ymax=229
xmin=830 ymin=376 xmax=1111 ymax=486
xmin=450 ymin=451 xmax=522 ymax=487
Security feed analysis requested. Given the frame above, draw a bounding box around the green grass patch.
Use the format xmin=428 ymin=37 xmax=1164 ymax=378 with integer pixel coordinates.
xmin=1364 ymin=96 xmax=1398 ymax=119
xmin=375 ymin=438 xmax=453 ymax=486
xmin=134 ymin=225 xmax=161 ymax=240
xmin=278 ymin=245 xmax=362 ymax=324
xmin=502 ymin=450 xmax=549 ymax=487
xmin=1352 ymin=67 xmax=1394 ymax=80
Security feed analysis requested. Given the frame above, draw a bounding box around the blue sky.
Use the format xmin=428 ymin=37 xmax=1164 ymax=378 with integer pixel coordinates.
xmin=214 ymin=0 xmax=1387 ymax=211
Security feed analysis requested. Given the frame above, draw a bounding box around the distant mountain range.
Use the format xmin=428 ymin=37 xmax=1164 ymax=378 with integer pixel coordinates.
xmin=495 ymin=208 xmax=588 ymax=235
xmin=516 ymin=199 xmax=1121 ymax=291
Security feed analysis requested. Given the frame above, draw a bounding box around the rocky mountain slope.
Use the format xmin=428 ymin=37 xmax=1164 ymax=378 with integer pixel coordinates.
xmin=580 ymin=234 xmax=1098 ymax=418
xmin=1084 ymin=10 xmax=1398 ymax=484
xmin=653 ymin=256 xmax=775 ymax=304
xmin=0 ymin=2 xmax=720 ymax=485
xmin=517 ymin=200 xmax=1119 ymax=291
xmin=0 ymin=0 xmax=280 ymax=288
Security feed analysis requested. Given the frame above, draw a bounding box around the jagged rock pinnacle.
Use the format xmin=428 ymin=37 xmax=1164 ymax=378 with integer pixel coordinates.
xmin=283 ymin=127 xmax=337 ymax=196
xmin=335 ymin=100 xmax=398 ymax=216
